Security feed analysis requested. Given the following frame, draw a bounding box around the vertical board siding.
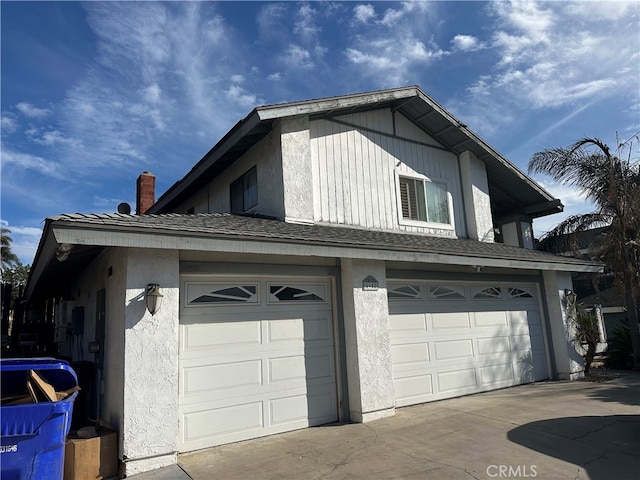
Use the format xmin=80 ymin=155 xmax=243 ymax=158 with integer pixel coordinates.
xmin=311 ymin=110 xmax=464 ymax=236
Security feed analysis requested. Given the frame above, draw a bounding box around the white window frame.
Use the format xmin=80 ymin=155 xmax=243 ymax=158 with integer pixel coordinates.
xmin=395 ymin=171 xmax=454 ymax=229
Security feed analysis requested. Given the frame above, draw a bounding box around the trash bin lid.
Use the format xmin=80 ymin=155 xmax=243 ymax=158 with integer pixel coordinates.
xmin=1 ymin=358 xmax=78 ymax=393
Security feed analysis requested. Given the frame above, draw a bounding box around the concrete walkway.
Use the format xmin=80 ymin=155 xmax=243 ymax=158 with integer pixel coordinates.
xmin=130 ymin=370 xmax=640 ymax=480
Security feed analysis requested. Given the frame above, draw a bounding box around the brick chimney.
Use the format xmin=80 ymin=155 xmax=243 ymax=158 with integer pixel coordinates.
xmin=136 ymin=171 xmax=155 ymax=214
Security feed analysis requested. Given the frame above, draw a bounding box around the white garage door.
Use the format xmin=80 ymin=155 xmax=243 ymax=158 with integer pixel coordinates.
xmin=389 ymin=281 xmax=549 ymax=407
xmin=178 ymin=276 xmax=338 ymax=452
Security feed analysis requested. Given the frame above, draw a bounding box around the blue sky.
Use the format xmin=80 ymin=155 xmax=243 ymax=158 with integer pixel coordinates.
xmin=2 ymin=1 xmax=639 ymax=264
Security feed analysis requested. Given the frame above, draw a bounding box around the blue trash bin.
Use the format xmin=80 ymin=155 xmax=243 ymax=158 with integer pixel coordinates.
xmin=1 ymin=358 xmax=78 ymax=480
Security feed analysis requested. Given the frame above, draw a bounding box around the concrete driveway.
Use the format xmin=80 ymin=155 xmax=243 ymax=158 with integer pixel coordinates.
xmin=132 ymin=371 xmax=640 ymax=480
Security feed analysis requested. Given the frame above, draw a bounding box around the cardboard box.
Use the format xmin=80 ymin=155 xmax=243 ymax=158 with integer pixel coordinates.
xmin=64 ymin=427 xmax=118 ymax=480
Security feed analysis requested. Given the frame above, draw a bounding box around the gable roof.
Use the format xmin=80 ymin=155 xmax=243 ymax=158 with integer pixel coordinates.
xmin=26 ymin=212 xmax=602 ymax=300
xmin=148 ymin=86 xmax=562 ymax=222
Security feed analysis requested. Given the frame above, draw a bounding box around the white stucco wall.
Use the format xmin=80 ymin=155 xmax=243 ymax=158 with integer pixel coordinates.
xmin=340 ymin=258 xmax=395 ymax=422
xmin=542 ymin=270 xmax=584 ymax=379
xmin=121 ymin=248 xmax=180 ymax=476
xmin=280 ymin=116 xmax=314 ymax=223
xmin=502 ymin=222 xmax=519 ymax=247
xmin=459 ymin=150 xmax=494 ymax=242
xmin=501 ymin=219 xmax=534 ymax=249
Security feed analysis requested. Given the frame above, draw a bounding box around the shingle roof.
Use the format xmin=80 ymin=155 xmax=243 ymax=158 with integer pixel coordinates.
xmin=49 ymin=212 xmax=600 ymax=268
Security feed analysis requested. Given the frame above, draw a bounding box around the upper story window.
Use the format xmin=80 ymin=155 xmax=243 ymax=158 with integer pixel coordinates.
xmin=230 ymin=166 xmax=257 ymax=214
xmin=398 ymin=175 xmax=451 ymax=225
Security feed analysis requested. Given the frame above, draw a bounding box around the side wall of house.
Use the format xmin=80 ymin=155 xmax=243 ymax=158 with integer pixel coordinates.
xmin=309 ymin=109 xmax=467 ymax=237
xmin=65 ymin=248 xmax=127 ymax=440
xmin=542 ymin=270 xmax=585 ymax=379
xmin=175 ymin=129 xmax=285 ymax=218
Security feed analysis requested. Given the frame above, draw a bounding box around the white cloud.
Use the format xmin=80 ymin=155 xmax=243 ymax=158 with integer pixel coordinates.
xmin=451 ymin=0 xmax=639 ymax=136
xmin=379 ymin=1 xmax=429 ymax=27
xmin=230 ymin=74 xmax=244 ymax=84
xmin=257 ymin=3 xmax=289 ymax=41
xmin=351 ymin=1 xmax=430 ymax=28
xmin=1 ymin=145 xmax=66 ymax=179
xmin=452 ymin=34 xmax=482 ymax=52
xmin=1 ymin=113 xmax=17 ymax=133
xmin=284 ymin=45 xmax=314 ymax=69
xmin=225 ymin=85 xmax=258 ymax=108
xmin=353 ymin=4 xmax=375 ymax=24
xmin=294 ymin=4 xmax=321 ymax=40
xmin=32 ymin=129 xmax=82 ymax=147
xmin=346 ymin=34 xmax=445 ymax=87
xmin=565 ymin=0 xmax=638 ymax=21
xmin=142 ymin=84 xmax=162 ymax=104
xmin=16 ymin=102 xmax=52 ymax=119
xmin=267 ymin=72 xmax=282 ymax=81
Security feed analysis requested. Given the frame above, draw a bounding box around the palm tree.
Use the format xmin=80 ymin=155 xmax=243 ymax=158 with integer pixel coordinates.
xmin=528 ymin=136 xmax=640 ymax=370
xmin=1 ymin=227 xmax=19 ymax=273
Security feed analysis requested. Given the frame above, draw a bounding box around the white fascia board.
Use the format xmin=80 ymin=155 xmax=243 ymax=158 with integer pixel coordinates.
xmin=256 ymin=87 xmax=418 ymax=120
xmin=51 ymin=225 xmax=603 ymax=274
xmin=25 ymin=229 xmax=58 ymax=299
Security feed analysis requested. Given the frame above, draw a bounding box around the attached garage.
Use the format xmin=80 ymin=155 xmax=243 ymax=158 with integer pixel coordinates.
xmin=388 ymin=280 xmax=549 ymax=407
xmin=178 ymin=276 xmax=339 ymax=452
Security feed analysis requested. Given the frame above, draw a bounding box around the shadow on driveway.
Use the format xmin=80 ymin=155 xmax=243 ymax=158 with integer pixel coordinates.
xmin=507 ymin=415 xmax=640 ymax=480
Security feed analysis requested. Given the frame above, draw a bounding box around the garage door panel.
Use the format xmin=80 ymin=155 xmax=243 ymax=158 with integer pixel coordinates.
xmin=394 ymin=374 xmax=434 ymax=406
xmin=474 ymin=311 xmax=509 ymax=327
xmin=269 ymin=394 xmax=310 ymax=425
xmin=437 ymin=367 xmax=477 ymax=392
xmin=431 ymin=312 xmax=471 ymax=329
xmin=268 ymin=355 xmax=306 ymax=383
xmin=477 ymin=336 xmax=510 ymax=355
xmin=389 ymin=313 xmax=428 ymax=335
xmin=434 ymin=339 xmax=474 ymax=360
xmin=179 ymin=276 xmax=338 ymax=452
xmin=182 ymin=400 xmax=264 ymax=445
xmin=390 ymin=281 xmax=549 ymax=406
xmin=181 ymin=320 xmax=262 ymax=351
xmin=391 ymin=342 xmax=430 ymax=366
xmin=479 ymin=363 xmax=515 ymax=385
xmin=303 ymin=352 xmax=335 ymax=381
xmin=511 ymin=333 xmax=533 ymax=352
xmin=306 ymin=385 xmax=339 ymax=424
xmin=183 ymin=359 xmax=263 ymax=397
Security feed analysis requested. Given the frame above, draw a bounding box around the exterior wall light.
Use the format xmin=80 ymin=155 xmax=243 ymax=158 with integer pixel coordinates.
xmin=145 ymin=284 xmax=163 ymax=316
xmin=55 ymin=243 xmax=74 ymax=262
xmin=362 ymin=275 xmax=379 ymax=291
xmin=564 ymin=288 xmax=577 ymax=305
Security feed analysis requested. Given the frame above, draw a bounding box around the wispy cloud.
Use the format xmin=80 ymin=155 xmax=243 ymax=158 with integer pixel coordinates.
xmin=1 ymin=145 xmax=67 ymax=180
xmin=343 ymin=2 xmax=445 ymax=88
xmin=1 ymin=113 xmax=18 ymax=133
xmin=448 ymin=0 xmax=638 ymax=137
xmin=16 ymin=102 xmax=52 ymax=119
xmin=284 ymin=44 xmax=315 ymax=69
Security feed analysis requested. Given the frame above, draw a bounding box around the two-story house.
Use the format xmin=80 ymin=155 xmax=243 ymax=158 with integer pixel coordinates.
xmin=25 ymin=86 xmax=601 ymax=476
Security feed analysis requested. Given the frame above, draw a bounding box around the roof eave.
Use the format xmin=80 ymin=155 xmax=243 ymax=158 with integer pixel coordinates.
xmin=44 ymin=219 xmax=604 ymax=274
